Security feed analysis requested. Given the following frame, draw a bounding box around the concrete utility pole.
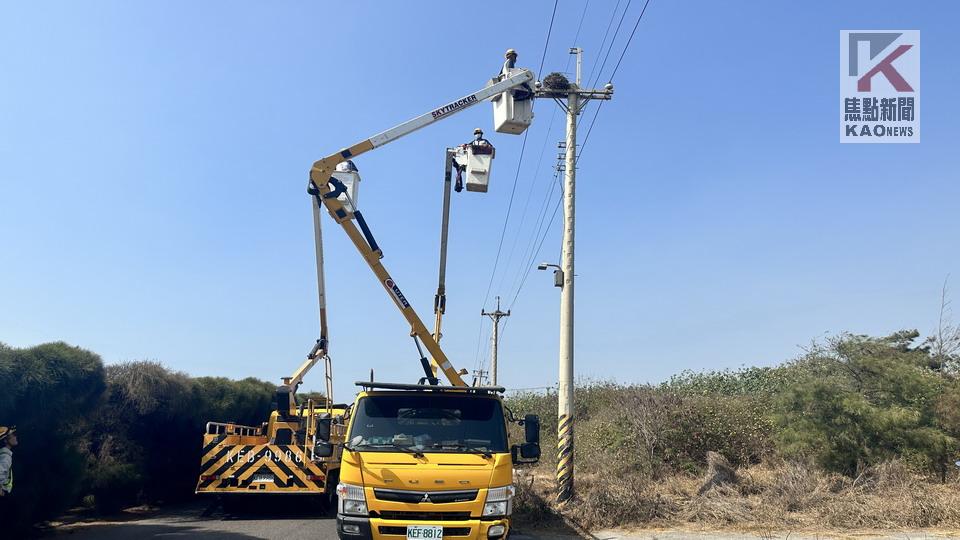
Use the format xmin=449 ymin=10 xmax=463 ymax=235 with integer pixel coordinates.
xmin=535 ymin=47 xmax=613 ymax=504
xmin=471 ymin=368 xmax=488 ymax=387
xmin=481 ymin=296 xmax=510 ymax=386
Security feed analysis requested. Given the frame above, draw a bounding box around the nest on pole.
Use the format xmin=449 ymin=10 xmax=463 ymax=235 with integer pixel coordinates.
xmin=542 ymin=72 xmax=571 ymax=91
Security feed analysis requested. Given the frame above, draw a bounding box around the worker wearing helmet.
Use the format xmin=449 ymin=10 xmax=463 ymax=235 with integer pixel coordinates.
xmin=501 ymin=49 xmax=517 ymax=76
xmin=472 ymin=128 xmax=490 ymax=146
xmin=0 ymin=426 xmax=16 ymax=498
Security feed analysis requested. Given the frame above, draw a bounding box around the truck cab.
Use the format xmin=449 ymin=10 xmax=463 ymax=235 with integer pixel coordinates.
xmin=333 ymin=382 xmax=540 ymax=540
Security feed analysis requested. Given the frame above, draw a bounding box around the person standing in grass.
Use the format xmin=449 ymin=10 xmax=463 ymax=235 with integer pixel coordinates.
xmin=0 ymin=426 xmax=16 ymax=498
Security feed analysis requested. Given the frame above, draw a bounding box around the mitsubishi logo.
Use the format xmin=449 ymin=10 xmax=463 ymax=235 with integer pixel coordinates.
xmin=421 ymin=493 xmax=431 ymax=503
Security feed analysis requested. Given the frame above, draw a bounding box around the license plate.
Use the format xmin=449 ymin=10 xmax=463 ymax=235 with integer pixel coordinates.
xmin=407 ymin=525 xmax=443 ymax=539
xmin=251 ymin=473 xmax=274 ymax=483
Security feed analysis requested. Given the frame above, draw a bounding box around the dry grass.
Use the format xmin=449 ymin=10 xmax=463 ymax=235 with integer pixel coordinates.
xmin=513 ymin=460 xmax=960 ymax=533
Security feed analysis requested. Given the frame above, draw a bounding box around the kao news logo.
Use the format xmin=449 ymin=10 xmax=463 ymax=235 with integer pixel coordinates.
xmin=840 ymin=31 xmax=919 ymax=143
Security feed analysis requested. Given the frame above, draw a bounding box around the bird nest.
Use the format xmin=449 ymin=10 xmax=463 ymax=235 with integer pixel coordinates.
xmin=542 ymin=72 xmax=571 ymax=91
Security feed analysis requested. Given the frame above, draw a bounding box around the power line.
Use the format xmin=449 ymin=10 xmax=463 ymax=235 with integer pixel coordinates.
xmin=591 ymin=0 xmax=633 ymax=89
xmin=495 ymin=111 xmax=558 ymax=295
xmin=570 ymin=0 xmax=592 ymax=54
xmin=497 ymin=2 xmax=594 ymax=308
xmin=584 ymin=0 xmax=624 ymax=88
xmin=499 ymin=191 xmax=563 ymax=339
xmin=581 ymin=0 xmax=653 ymax=160
xmin=476 ymin=0 xmax=558 ymax=376
xmin=480 ymin=130 xmax=529 ymax=308
xmin=577 ymin=101 xmax=604 ymax=162
xmin=608 ymin=0 xmax=653 ymax=82
xmin=479 ymin=0 xmax=559 ymax=311
xmin=538 ymin=0 xmax=560 ymax=76
xmin=504 ymin=0 xmax=657 ymax=326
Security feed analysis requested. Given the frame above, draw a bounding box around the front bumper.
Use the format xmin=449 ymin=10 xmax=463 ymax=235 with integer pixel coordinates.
xmin=336 ymin=515 xmax=509 ymax=540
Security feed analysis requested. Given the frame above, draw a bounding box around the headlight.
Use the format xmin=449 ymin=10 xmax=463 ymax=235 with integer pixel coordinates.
xmin=337 ymin=483 xmax=368 ymax=516
xmin=482 ymin=484 xmax=515 ymax=517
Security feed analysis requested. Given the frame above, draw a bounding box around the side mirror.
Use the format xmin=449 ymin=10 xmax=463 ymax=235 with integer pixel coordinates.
xmin=314 ymin=441 xmax=334 ymax=458
xmin=511 ymin=442 xmax=540 ymax=464
xmin=520 ymin=442 xmax=540 ymax=460
xmin=315 ymin=418 xmax=332 ymax=441
xmin=523 ymin=414 xmax=540 ymax=445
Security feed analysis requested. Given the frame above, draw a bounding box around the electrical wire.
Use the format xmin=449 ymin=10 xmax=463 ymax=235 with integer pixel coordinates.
xmin=608 ymin=0 xmax=653 ymax=82
xmin=504 ymin=0 xmax=656 ymax=325
xmin=509 ymin=193 xmax=563 ymax=310
xmin=590 ymin=0 xmax=633 ymax=90
xmin=538 ymin=0 xmax=560 ymax=76
xmin=474 ymin=0 xmax=559 ymax=377
xmin=584 ymin=0 xmax=624 ymax=89
xmin=581 ymin=0 xmax=653 ymax=160
xmin=495 ymin=0 xmax=592 ymax=298
xmin=483 ymin=0 xmax=655 ymax=372
xmin=479 ymin=0 xmax=559 ymax=312
xmin=577 ymin=100 xmax=604 ymax=163
xmin=498 ymin=0 xmax=595 ymax=309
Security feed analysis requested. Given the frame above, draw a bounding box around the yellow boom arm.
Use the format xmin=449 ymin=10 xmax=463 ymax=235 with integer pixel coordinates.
xmin=308 ymin=67 xmax=535 ymax=387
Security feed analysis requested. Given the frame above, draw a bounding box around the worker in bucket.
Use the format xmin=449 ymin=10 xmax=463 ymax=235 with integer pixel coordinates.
xmin=501 ymin=49 xmax=517 ymax=75
xmin=500 ymin=48 xmax=533 ymax=101
xmin=472 ymin=128 xmax=491 ymax=146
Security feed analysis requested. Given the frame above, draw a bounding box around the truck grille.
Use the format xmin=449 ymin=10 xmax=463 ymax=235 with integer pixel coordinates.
xmin=379 ymin=526 xmax=472 ymax=537
xmin=373 ymin=510 xmax=472 ymax=521
xmin=374 ymin=489 xmax=478 ymax=504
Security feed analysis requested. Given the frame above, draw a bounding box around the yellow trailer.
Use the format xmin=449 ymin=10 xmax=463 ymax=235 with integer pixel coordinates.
xmin=196 ymin=400 xmax=346 ymax=498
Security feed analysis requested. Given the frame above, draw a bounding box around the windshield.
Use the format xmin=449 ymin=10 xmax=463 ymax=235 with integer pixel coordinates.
xmin=348 ymin=394 xmax=508 ymax=454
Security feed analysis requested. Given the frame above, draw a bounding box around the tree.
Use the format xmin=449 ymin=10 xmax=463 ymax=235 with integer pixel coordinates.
xmin=774 ymin=331 xmax=957 ymax=475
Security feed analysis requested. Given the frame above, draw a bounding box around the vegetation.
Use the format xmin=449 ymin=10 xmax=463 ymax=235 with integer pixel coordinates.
xmin=2 ymin=325 xmax=960 ymax=533
xmin=507 ymin=329 xmax=960 ymax=531
xmin=0 ymin=342 xmax=105 ymax=532
xmin=0 ymin=343 xmax=278 ymax=531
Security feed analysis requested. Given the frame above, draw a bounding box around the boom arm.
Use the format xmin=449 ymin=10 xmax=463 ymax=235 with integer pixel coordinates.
xmin=308 ymin=67 xmax=535 ymax=387
xmin=281 ymin=191 xmax=333 ymax=408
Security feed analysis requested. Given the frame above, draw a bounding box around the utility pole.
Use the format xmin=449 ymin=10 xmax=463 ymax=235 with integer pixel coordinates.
xmin=471 ymin=368 xmax=488 ymax=387
xmin=535 ymin=47 xmax=613 ymax=503
xmin=481 ymin=296 xmax=510 ymax=386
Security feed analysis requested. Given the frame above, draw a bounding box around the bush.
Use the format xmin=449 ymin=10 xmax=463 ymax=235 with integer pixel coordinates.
xmin=506 ymin=383 xmax=773 ymax=480
xmin=86 ymin=362 xmax=276 ymax=508
xmin=0 ymin=342 xmax=106 ymax=530
xmin=773 ymin=331 xmax=958 ymax=475
xmin=0 ymin=341 xmax=281 ymax=527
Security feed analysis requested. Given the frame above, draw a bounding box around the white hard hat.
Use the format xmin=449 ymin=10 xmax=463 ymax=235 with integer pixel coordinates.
xmin=336 ymin=160 xmax=358 ymax=172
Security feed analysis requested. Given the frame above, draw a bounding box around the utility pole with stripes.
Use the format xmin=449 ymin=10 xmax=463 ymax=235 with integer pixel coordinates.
xmin=535 ymin=47 xmax=613 ymax=503
xmin=481 ymin=296 xmax=510 ymax=386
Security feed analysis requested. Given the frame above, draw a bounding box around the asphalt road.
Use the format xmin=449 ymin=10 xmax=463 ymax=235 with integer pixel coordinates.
xmin=45 ymin=502 xmax=958 ymax=540
xmin=50 ymin=500 xmax=559 ymax=540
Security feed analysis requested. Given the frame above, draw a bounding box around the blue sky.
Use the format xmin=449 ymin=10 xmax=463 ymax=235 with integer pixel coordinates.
xmin=2 ymin=1 xmax=957 ymax=401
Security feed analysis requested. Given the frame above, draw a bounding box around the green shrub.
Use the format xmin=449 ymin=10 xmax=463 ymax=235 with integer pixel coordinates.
xmin=86 ymin=362 xmax=277 ymax=508
xmin=773 ymin=331 xmax=958 ymax=475
xmin=507 ymin=383 xmax=773 ymax=479
xmin=0 ymin=342 xmax=106 ymax=530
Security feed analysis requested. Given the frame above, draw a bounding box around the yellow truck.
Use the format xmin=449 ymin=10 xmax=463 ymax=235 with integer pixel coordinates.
xmin=300 ymin=50 xmax=544 ymax=539
xmin=298 ymin=49 xmax=540 ymax=539
xmin=330 ymin=382 xmax=540 ymax=540
xmin=197 ymin=48 xmax=543 ymax=532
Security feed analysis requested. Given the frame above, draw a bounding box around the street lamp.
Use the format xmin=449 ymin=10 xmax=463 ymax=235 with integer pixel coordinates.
xmin=537 ymin=262 xmax=564 ymax=288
